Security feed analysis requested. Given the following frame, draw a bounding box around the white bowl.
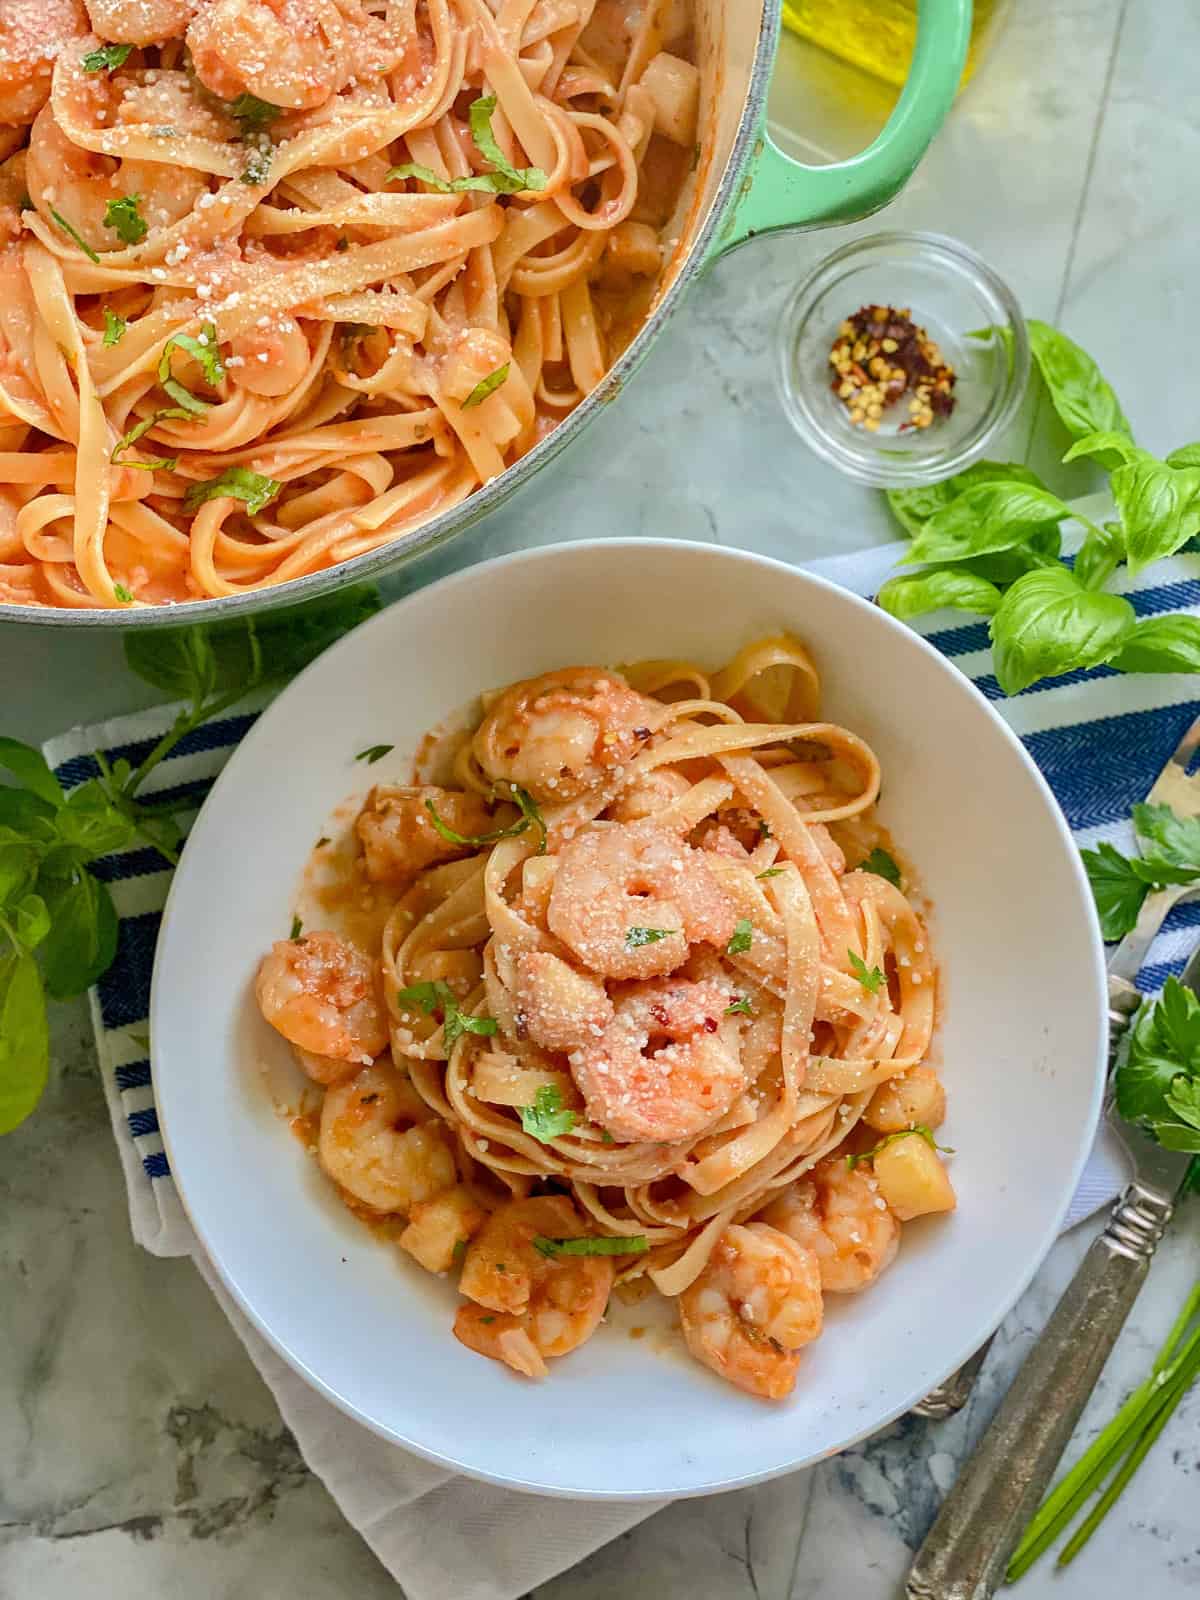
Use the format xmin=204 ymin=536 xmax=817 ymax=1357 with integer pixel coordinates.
xmin=152 ymin=538 xmax=1107 ymax=1499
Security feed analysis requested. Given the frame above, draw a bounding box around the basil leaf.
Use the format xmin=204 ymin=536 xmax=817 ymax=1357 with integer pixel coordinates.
xmin=228 ymin=94 xmax=281 ymax=131
xmin=0 ymin=952 xmax=50 ymax=1134
xmin=989 ymin=565 xmax=1135 ymax=694
xmin=467 ymin=95 xmax=548 ymax=192
xmin=1026 ymin=319 xmax=1132 ymax=447
xmin=39 ymin=871 xmax=118 ymax=998
xmin=1112 ymin=614 xmax=1200 ymax=675
xmin=14 ymin=893 xmax=49 ymax=950
xmin=183 ymin=467 xmax=281 ymax=517
xmin=907 ymin=482 xmax=1069 ymax=566
xmin=104 ymin=194 xmax=148 ymax=246
xmin=860 ymin=847 xmax=902 ymax=887
xmin=532 ymin=1235 xmax=648 ymax=1258
xmin=356 ymin=744 xmax=394 ymax=764
xmin=385 ymin=162 xmax=520 ymax=195
xmin=111 ymin=408 xmax=189 ymax=470
xmin=1167 ymin=443 xmax=1200 ymax=471
xmin=0 ymin=843 xmax=36 ymax=908
xmin=103 ymin=308 xmax=127 ymax=347
xmin=82 ymin=42 xmax=132 ymax=71
xmin=1073 ymin=525 xmax=1122 ymax=591
xmin=0 ymin=787 xmax=57 ymax=836
xmin=1111 ymin=453 xmax=1200 ymax=574
xmin=55 ymin=780 xmax=138 ymax=858
xmin=462 ymin=364 xmax=510 ymax=409
xmin=0 ymin=739 xmax=64 ymax=807
xmin=424 ymin=797 xmax=527 ymax=848
xmin=518 ymin=1084 xmax=577 ymax=1143
xmin=876 ymin=568 xmax=1002 ymax=621
xmin=884 ymin=462 xmax=1040 ymax=540
xmin=1081 ymin=841 xmax=1148 ymax=941
xmin=124 ymin=627 xmax=217 ymax=700
xmin=1062 ymin=430 xmax=1141 ymax=468
xmin=49 ymin=207 xmax=100 ymax=263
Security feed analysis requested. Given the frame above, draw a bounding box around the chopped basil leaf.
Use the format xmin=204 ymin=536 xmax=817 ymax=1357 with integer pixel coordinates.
xmin=860 ymin=847 xmax=902 ymax=888
xmin=355 ymin=744 xmax=394 ymax=764
xmin=102 ymin=308 xmax=127 ymax=347
xmin=518 ymin=1083 xmax=576 ymax=1143
xmin=847 ymin=1124 xmax=953 ymax=1170
xmin=159 ymin=323 xmax=225 ymax=414
xmin=725 ymin=996 xmax=752 ymax=1016
xmin=49 ymin=208 xmax=100 ymax=264
xmin=82 ymin=43 xmax=132 ymax=72
xmin=462 ymin=364 xmax=510 ymax=409
xmin=104 ymin=194 xmax=148 ymax=246
xmin=112 ymin=583 xmax=133 ymax=603
xmin=467 ymin=95 xmax=548 ymax=193
xmin=756 ymin=867 xmax=783 ymax=880
xmin=111 ymin=408 xmax=189 ymax=471
xmin=626 ymin=925 xmax=675 ymax=949
xmin=183 ymin=467 xmax=281 ymax=516
xmin=228 ymin=94 xmax=281 ymax=131
xmin=532 ymin=1234 xmax=649 ymax=1258
xmin=424 ymin=784 xmax=545 ymax=853
xmin=289 ymin=914 xmax=302 ymax=940
xmin=451 ymin=1238 xmax=468 ymax=1266
xmin=600 ymin=1128 xmax=615 ymax=1145
xmin=726 ymin=918 xmax=753 ymax=955
xmin=848 ymin=949 xmax=884 ymax=994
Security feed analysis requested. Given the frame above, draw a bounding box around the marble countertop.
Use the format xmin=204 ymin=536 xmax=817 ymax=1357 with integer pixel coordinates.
xmin=3 ymin=2 xmax=1199 ymax=1596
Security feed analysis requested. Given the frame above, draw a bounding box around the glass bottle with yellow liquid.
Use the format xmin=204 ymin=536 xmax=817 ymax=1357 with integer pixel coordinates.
xmin=782 ymin=0 xmax=1008 ymax=91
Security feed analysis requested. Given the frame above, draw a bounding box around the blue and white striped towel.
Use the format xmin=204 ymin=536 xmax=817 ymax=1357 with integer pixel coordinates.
xmin=44 ymin=531 xmax=1200 ymax=1600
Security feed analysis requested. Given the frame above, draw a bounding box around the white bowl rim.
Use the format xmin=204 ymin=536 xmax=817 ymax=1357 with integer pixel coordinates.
xmin=151 ymin=536 xmax=1108 ymax=1499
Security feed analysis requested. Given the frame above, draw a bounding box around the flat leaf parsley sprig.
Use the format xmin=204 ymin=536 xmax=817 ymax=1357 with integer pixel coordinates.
xmin=0 ymin=588 xmax=379 ymax=1135
xmin=877 ymin=320 xmax=1200 ymax=694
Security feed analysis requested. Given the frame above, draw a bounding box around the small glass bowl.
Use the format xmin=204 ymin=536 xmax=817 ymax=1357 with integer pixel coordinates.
xmin=776 ymin=231 xmax=1029 ymax=488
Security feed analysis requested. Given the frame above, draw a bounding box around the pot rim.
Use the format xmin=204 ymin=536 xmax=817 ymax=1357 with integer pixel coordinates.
xmin=9 ymin=7 xmax=779 ymax=631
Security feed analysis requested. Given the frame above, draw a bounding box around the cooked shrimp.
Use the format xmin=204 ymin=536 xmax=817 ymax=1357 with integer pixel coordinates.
xmin=26 ymin=101 xmax=206 ymax=252
xmin=454 ymin=1196 xmax=612 ymax=1378
xmin=570 ymin=977 xmax=747 ymax=1143
xmin=606 ymin=766 xmax=691 ymax=823
xmin=356 ymin=784 xmax=497 ymax=885
xmin=85 ymin=0 xmax=197 ymax=44
xmin=472 ymin=667 xmax=661 ymax=804
xmin=318 ymin=1060 xmax=455 ymax=1213
xmin=864 ymin=1065 xmax=946 ymax=1134
xmin=0 ymin=0 xmax=88 ymax=127
xmin=761 ymin=1158 xmax=899 ymax=1294
xmin=256 ymin=929 xmax=387 ymax=1064
xmin=547 ymin=820 xmax=737 ymax=980
xmin=679 ymin=1223 xmax=823 ymax=1400
xmin=227 ymin=315 xmax=313 ymax=398
xmin=513 ymin=950 xmax=612 ymax=1053
xmin=187 ymin=0 xmax=348 ymax=111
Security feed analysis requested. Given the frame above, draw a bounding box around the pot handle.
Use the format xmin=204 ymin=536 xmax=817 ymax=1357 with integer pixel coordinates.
xmin=711 ymin=0 xmax=972 ymax=260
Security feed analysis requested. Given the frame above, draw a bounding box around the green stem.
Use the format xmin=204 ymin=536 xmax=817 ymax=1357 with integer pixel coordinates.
xmin=1058 ymin=1348 xmax=1200 ymax=1567
xmin=1153 ymin=1283 xmax=1200 ymax=1374
xmin=125 ymin=683 xmax=251 ymax=797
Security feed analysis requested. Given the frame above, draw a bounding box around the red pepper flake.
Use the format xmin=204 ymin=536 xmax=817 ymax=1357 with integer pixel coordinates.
xmin=828 ymin=305 xmax=956 ymax=432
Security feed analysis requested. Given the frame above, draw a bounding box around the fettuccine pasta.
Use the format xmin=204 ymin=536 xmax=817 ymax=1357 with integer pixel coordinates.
xmin=0 ymin=0 xmax=699 ymax=608
xmin=256 ymin=635 xmax=957 ymax=1400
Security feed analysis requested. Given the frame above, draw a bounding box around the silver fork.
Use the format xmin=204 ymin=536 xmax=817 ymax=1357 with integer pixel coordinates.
xmin=911 ymin=708 xmax=1200 ymax=1421
xmin=904 ymin=945 xmax=1198 ymax=1599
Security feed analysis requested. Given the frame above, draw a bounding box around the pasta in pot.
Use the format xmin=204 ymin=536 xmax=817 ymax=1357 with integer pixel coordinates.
xmin=255 ymin=634 xmax=958 ymax=1401
xmin=0 ymin=0 xmax=700 ymax=608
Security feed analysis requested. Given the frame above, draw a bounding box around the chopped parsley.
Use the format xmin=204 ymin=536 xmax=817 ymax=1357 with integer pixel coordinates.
xmin=82 ymin=43 xmax=132 ymax=72
xmin=104 ymin=194 xmax=148 ymax=246
xmin=860 ymin=847 xmax=902 ymax=888
xmin=49 ymin=208 xmax=100 ymax=264
xmin=113 ymin=583 xmax=134 ymax=603
xmin=756 ymin=867 xmax=784 ymax=880
xmin=462 ymin=364 xmax=510 ymax=409
xmin=228 ymin=94 xmax=281 ymax=132
xmin=532 ymin=1234 xmax=649 ymax=1259
xmin=480 ymin=1315 xmax=495 ymax=1325
xmin=289 ymin=915 xmax=303 ymax=940
xmin=626 ymin=926 xmax=675 ymax=949
xmin=726 ymin=918 xmax=754 ymax=955
xmin=102 ymin=308 xmax=127 ymax=347
xmin=600 ymin=1128 xmax=616 ymax=1145
xmin=183 ymin=467 xmax=281 ymax=517
xmin=395 ymin=978 xmax=496 ymax=1050
xmin=847 ymin=1124 xmax=953 ymax=1171
xmin=518 ymin=1083 xmax=576 ymax=1143
xmin=425 ymin=783 xmax=546 ymax=854
xmin=355 ymin=744 xmax=394 ymax=764
xmin=725 ymin=996 xmax=753 ymax=1016
xmin=848 ymin=949 xmax=884 ymax=994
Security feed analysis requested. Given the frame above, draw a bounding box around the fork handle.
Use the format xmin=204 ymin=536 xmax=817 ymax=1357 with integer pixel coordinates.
xmin=905 ymin=1181 xmax=1174 ymax=1600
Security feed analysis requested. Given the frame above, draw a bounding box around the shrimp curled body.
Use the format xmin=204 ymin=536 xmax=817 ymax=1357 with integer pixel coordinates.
xmin=570 ymin=977 xmax=747 ymax=1143
xmin=256 ymin=929 xmax=387 ymax=1065
xmin=761 ymin=1159 xmax=900 ymax=1294
xmin=318 ymin=1060 xmax=455 ymax=1213
xmin=548 ymin=820 xmax=737 ymax=980
xmin=454 ymin=1196 xmax=612 ymax=1378
xmin=680 ymin=1222 xmax=824 ymax=1400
